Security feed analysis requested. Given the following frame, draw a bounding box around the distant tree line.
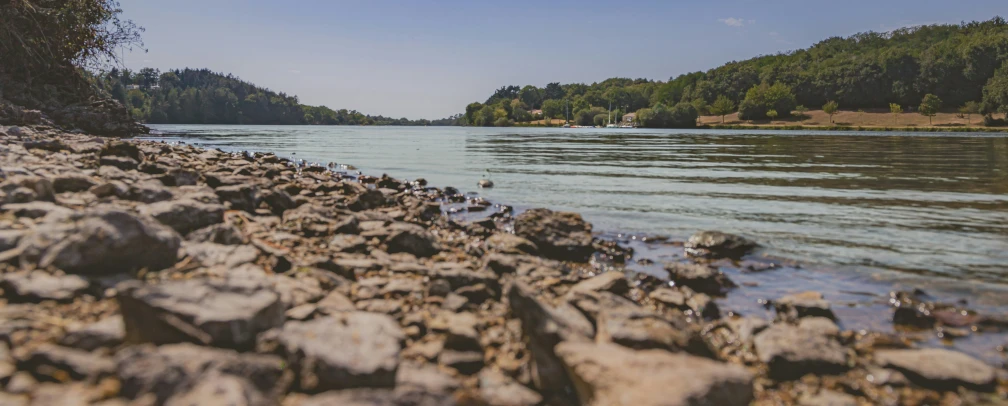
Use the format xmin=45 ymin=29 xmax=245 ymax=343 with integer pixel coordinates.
xmin=92 ymin=68 xmax=459 ymax=126
xmin=462 ymin=17 xmax=1008 ymax=128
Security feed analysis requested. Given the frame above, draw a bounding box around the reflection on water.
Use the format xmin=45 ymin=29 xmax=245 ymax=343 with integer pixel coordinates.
xmin=145 ymin=125 xmax=1008 ymax=286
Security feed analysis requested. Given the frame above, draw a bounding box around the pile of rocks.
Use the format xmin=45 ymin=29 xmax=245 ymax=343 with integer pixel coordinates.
xmin=0 ymin=126 xmax=1003 ymax=405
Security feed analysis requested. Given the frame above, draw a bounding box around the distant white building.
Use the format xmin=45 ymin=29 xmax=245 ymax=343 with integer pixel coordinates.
xmin=150 ymin=84 xmax=161 ymax=90
xmin=126 ymin=84 xmax=140 ymax=90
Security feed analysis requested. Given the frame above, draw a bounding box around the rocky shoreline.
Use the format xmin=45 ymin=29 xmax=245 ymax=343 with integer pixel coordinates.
xmin=0 ymin=125 xmax=1005 ymax=405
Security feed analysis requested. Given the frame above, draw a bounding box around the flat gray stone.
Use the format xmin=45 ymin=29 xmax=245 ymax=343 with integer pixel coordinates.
xmin=115 ymin=343 xmax=288 ymax=405
xmin=874 ymin=348 xmax=997 ymax=392
xmin=555 ymin=342 xmax=753 ymax=406
xmin=478 ymin=369 xmax=542 ymax=406
xmin=186 ymin=223 xmax=246 ymax=244
xmin=484 ymin=233 xmax=538 ymax=255
xmin=329 ymin=234 xmax=368 ymax=253
xmin=1 ymin=271 xmax=89 ymax=302
xmin=116 ymin=276 xmax=285 ymax=349
xmin=59 ymin=316 xmax=125 ymax=350
xmin=19 ymin=344 xmax=115 ymax=381
xmin=51 ymin=173 xmax=96 ymax=193
xmin=568 ymin=271 xmax=629 ymax=295
xmin=2 ymin=201 xmax=72 ymax=219
xmin=139 ymin=199 xmax=225 ymax=234
xmin=385 ymin=223 xmax=439 ymax=257
xmin=664 ymin=262 xmax=735 ymax=295
xmin=754 ymin=324 xmax=849 ymax=380
xmin=775 ymin=291 xmax=836 ymax=321
xmin=182 ymin=242 xmax=258 ymax=268
xmin=798 ymin=390 xmax=858 ymax=406
xmin=513 ymin=208 xmax=594 ymax=261
xmin=18 ymin=208 xmax=181 ymax=275
xmin=257 ymin=313 xmax=405 ymax=392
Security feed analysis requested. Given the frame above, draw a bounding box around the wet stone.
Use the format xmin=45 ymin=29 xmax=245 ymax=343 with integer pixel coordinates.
xmin=874 ymin=348 xmax=997 ymax=392
xmin=649 ymin=287 xmax=686 ymax=308
xmin=514 ymin=208 xmax=594 ymax=262
xmin=753 ymin=324 xmax=850 ymax=380
xmin=18 ymin=208 xmax=181 ymax=275
xmin=484 ymin=233 xmax=539 ymax=255
xmin=774 ymin=291 xmax=836 ymax=321
xmin=256 ymin=313 xmax=405 ymax=392
xmin=0 ymin=271 xmax=89 ymax=302
xmin=568 ymin=271 xmax=630 ymax=295
xmin=726 ymin=316 xmax=769 ymax=345
xmin=664 ymin=262 xmax=736 ymax=296
xmin=684 ymin=230 xmax=758 ymax=259
xmin=116 ymin=276 xmax=285 ymax=349
xmin=555 ymin=342 xmax=753 ymax=406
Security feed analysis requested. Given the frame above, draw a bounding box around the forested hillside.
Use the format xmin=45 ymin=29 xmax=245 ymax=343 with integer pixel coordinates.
xmin=463 ymin=17 xmax=1008 ymax=127
xmin=93 ymin=68 xmax=459 ymax=126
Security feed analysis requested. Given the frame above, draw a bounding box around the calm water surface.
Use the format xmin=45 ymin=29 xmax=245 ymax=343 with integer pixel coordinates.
xmin=144 ymin=125 xmax=1008 ymax=290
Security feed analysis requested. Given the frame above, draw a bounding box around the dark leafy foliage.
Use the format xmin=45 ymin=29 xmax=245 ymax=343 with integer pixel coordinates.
xmin=0 ymin=0 xmax=147 ymax=134
xmin=635 ymin=103 xmax=698 ymax=128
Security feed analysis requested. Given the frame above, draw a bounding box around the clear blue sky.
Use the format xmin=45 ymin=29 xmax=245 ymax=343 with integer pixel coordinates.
xmin=120 ymin=0 xmax=1005 ymax=119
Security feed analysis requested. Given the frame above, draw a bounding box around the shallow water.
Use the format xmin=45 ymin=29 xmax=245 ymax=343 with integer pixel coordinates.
xmin=145 ymin=125 xmax=1008 ymax=284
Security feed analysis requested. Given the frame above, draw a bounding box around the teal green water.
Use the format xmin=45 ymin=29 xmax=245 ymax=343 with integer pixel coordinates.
xmin=145 ymin=125 xmax=1008 ymax=287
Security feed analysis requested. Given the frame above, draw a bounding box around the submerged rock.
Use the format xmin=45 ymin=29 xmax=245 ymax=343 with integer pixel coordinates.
xmin=684 ymin=231 xmax=757 ymax=259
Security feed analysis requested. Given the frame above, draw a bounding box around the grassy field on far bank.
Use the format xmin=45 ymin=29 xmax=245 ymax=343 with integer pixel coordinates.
xmin=699 ymin=109 xmax=1007 ymax=130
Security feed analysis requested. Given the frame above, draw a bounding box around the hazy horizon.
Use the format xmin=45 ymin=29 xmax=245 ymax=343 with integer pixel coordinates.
xmin=121 ymin=0 xmax=1004 ymax=119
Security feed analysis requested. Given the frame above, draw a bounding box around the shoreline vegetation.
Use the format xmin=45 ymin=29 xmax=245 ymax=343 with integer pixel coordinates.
xmin=0 ymin=126 xmax=1005 ymax=405
xmin=461 ymin=17 xmax=1008 ymax=131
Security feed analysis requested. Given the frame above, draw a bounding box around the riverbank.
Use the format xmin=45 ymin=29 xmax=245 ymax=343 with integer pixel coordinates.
xmin=0 ymin=125 xmax=1006 ymax=404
